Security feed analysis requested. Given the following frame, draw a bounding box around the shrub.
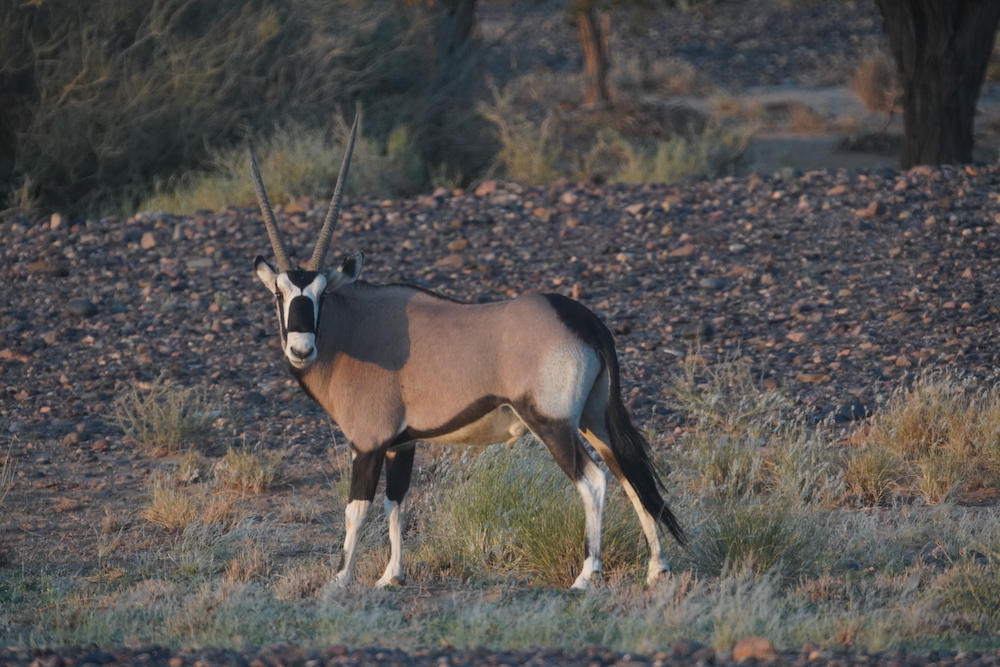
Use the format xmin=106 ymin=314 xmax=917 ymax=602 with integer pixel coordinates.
xmin=214 ymin=445 xmax=285 ymax=494
xmin=849 ymin=50 xmax=901 ymax=115
xmin=844 ymin=446 xmax=905 ymax=506
xmin=114 ymin=383 xmax=221 ymax=454
xmin=479 ymin=73 xmax=750 ymax=187
xmin=0 ymin=0 xmax=482 ymax=215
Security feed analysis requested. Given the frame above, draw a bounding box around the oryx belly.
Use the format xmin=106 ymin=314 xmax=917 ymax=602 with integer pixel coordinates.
xmin=421 ymin=404 xmax=527 ymax=446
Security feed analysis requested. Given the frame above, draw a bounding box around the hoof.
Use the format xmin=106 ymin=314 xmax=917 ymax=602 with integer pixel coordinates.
xmin=571 ymin=571 xmax=603 ymax=590
xmin=646 ymin=567 xmax=670 ymax=587
xmin=375 ymin=575 xmax=405 ymax=588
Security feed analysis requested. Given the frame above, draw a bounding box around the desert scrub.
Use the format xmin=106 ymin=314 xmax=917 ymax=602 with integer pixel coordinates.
xmin=1 ymin=0 xmax=480 ymax=214
xmin=214 ymin=445 xmax=285 ymax=494
xmin=140 ymin=121 xmax=427 ymax=214
xmin=114 ymin=383 xmax=221 ymax=454
xmin=480 ymin=72 xmax=750 ymax=187
xmin=425 ymin=439 xmax=646 ymax=587
xmin=852 ymin=373 xmax=1000 ymax=502
xmin=142 ymin=471 xmax=240 ymax=533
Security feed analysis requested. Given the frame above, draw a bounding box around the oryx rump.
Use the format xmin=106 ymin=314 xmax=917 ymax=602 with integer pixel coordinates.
xmin=250 ymin=116 xmax=684 ymax=589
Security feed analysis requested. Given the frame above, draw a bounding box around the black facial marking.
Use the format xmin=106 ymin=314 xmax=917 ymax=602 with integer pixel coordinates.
xmin=349 ymin=449 xmax=384 ymax=502
xmin=385 ymin=446 xmax=415 ymax=503
xmin=285 ymin=270 xmax=320 ymax=289
xmin=401 ymin=395 xmax=506 ymax=441
xmin=286 ymin=295 xmax=316 ymax=333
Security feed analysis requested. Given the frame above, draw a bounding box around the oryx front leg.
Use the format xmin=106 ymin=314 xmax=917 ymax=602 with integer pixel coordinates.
xmin=333 ymin=448 xmax=383 ymax=588
xmin=376 ymin=445 xmax=414 ymax=588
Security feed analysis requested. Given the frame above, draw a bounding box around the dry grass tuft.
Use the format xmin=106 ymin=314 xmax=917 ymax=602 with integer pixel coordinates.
xmin=214 ymin=445 xmax=285 ymax=494
xmin=786 ymin=102 xmax=826 ymax=134
xmin=114 ymin=383 xmax=220 ymax=455
xmin=844 ymin=446 xmax=904 ymax=506
xmin=849 ymin=50 xmax=901 ymax=115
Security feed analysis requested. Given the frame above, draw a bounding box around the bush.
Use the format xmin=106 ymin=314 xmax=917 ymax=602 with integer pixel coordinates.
xmin=0 ymin=0 xmax=486 ymax=216
xmin=113 ymin=383 xmax=221 ymax=454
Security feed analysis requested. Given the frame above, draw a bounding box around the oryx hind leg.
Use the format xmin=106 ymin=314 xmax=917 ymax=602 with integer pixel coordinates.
xmin=580 ymin=389 xmax=670 ymax=586
xmin=376 ymin=443 xmax=415 ymax=588
xmin=332 ymin=447 xmax=384 ymax=588
xmin=522 ymin=414 xmax=607 ymax=590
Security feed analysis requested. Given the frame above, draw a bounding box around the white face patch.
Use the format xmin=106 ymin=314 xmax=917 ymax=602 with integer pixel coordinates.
xmin=274 ymin=273 xmax=327 ymax=369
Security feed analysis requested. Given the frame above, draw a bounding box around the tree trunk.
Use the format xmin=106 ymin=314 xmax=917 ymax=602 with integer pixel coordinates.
xmin=874 ymin=0 xmax=1000 ymax=168
xmin=577 ymin=6 xmax=610 ymax=106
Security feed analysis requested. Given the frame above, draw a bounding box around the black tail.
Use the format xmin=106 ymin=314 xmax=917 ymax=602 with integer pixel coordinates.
xmin=600 ymin=344 xmax=687 ymax=546
xmin=541 ymin=293 xmax=686 ymax=546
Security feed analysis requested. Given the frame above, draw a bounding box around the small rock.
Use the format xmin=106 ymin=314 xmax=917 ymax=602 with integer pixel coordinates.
xmin=447 ymin=238 xmax=468 ymax=252
xmin=50 ymin=212 xmax=64 ymax=230
xmin=561 ymin=191 xmax=578 ymax=205
xmin=61 ymin=432 xmax=82 ymax=448
xmin=733 ymin=637 xmax=778 ymax=663
xmin=680 ymin=321 xmax=714 ymax=340
xmin=66 ymin=298 xmax=98 ymax=317
xmin=625 ymin=203 xmax=646 ymax=216
xmin=699 ymin=277 xmax=726 ymax=291
xmin=835 ymin=401 xmax=871 ymax=423
xmin=186 ymin=257 xmax=214 ymax=270
xmin=434 ymin=254 xmax=464 ymax=268
xmin=25 ymin=260 xmax=69 ymax=277
xmin=92 ymin=439 xmax=111 ymax=452
xmin=474 ymin=180 xmax=497 ymax=196
xmin=668 ymin=243 xmax=697 ymax=258
xmin=796 ymin=373 xmax=831 ymax=383
xmin=786 ymin=331 xmax=808 ymax=344
xmin=855 ymin=200 xmax=887 ymax=217
xmin=42 ymin=331 xmax=58 ymax=345
xmin=140 ymin=232 xmax=156 ymax=250
xmin=245 ymin=391 xmax=266 ymax=406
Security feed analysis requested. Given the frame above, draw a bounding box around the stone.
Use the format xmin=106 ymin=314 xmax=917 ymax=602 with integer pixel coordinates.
xmin=474 ymin=180 xmax=497 ymax=196
xmin=66 ymin=298 xmax=98 ymax=317
xmin=668 ymin=243 xmax=697 ymax=258
xmin=733 ymin=637 xmax=778 ymax=663
xmin=25 ymin=261 xmax=69 ymax=277
xmin=50 ymin=213 xmax=64 ymax=230
xmin=185 ymin=257 xmax=214 ymax=270
xmin=140 ymin=232 xmax=156 ymax=249
xmin=835 ymin=401 xmax=871 ymax=423
xmin=680 ymin=320 xmax=714 ymax=340
xmin=699 ymin=277 xmax=726 ymax=290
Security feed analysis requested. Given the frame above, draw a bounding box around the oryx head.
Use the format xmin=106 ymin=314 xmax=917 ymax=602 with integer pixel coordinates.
xmin=252 ymin=115 xmax=361 ymax=370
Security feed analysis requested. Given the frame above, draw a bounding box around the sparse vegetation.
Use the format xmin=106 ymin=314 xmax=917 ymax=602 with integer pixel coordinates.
xmin=214 ymin=445 xmax=285 ymax=494
xmin=479 ymin=73 xmax=749 ymax=187
xmin=114 ymin=383 xmax=221 ymax=455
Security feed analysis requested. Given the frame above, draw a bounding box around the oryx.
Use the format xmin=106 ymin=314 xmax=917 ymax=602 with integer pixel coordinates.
xmin=251 ymin=116 xmax=685 ymax=589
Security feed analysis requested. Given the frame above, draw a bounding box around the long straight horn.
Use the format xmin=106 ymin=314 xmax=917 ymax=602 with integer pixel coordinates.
xmin=249 ymin=147 xmax=292 ymax=273
xmin=307 ymin=113 xmax=359 ymax=272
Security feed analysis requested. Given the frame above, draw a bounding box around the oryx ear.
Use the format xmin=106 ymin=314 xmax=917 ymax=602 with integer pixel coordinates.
xmin=327 ymin=252 xmax=364 ymax=290
xmin=254 ymin=255 xmax=278 ymax=292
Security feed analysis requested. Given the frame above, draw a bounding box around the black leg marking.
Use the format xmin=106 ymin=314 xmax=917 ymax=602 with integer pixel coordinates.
xmin=385 ymin=446 xmax=415 ymax=503
xmin=349 ymin=449 xmax=385 ymax=502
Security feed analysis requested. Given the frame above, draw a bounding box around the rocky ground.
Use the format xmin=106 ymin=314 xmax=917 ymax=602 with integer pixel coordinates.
xmin=5 ymin=0 xmax=1000 ymax=662
xmin=1 ymin=640 xmax=999 ymax=667
xmin=4 ymin=162 xmax=1000 ymax=569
